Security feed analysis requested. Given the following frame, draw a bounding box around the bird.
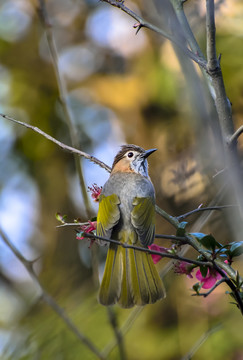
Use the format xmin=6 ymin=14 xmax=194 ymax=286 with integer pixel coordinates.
xmin=96 ymin=144 xmax=165 ymax=308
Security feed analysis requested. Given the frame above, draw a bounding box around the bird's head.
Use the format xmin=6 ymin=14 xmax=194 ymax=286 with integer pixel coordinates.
xmin=111 ymin=144 xmax=157 ymax=177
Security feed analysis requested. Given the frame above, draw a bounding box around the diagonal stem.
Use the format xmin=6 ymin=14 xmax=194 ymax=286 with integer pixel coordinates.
xmin=83 ymin=233 xmax=212 ymax=268
xmin=177 ymin=205 xmax=238 ymax=221
xmin=0 ymin=227 xmax=104 ymax=360
xmin=106 ymin=308 xmax=127 ymax=360
xmin=0 ymin=113 xmax=111 ymax=172
xmin=206 ymin=0 xmax=218 ymax=71
xmin=205 ymin=0 xmax=243 ymax=218
xmin=37 ymin=0 xmax=92 ymax=217
xmin=192 ymin=278 xmax=226 ymax=297
xmin=101 ymin=0 xmax=207 ymax=69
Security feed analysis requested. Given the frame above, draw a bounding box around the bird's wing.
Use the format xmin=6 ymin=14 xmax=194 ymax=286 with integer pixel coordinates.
xmin=96 ymin=194 xmax=120 ymax=239
xmin=131 ymin=197 xmax=155 ymax=247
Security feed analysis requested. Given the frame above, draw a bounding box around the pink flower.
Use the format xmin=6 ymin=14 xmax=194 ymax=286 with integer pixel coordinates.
xmin=76 ymin=221 xmax=97 ymax=246
xmin=148 ymin=244 xmax=169 ymax=264
xmin=88 ymin=184 xmax=102 ymax=202
xmin=196 ymin=268 xmax=222 ymax=289
xmin=174 ymin=261 xmax=194 ymax=279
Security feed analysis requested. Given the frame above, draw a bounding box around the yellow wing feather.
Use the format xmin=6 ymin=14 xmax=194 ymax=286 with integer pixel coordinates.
xmin=131 ymin=197 xmax=155 ymax=247
xmin=96 ymin=194 xmax=120 ymax=239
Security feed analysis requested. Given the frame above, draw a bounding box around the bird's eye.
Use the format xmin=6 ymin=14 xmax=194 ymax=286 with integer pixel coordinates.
xmin=127 ymin=152 xmax=134 ymax=158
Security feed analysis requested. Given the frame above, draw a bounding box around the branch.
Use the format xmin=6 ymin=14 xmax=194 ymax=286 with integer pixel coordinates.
xmin=0 ymin=111 xmax=188 ymax=228
xmin=0 ymin=113 xmax=111 ymax=173
xmin=0 ymin=227 xmax=104 ymax=360
xmin=213 ymin=262 xmax=243 ymax=315
xmin=181 ymin=324 xmax=222 ymax=360
xmin=57 ymin=222 xmax=88 ymax=228
xmin=170 ymin=0 xmax=205 ymax=60
xmin=101 ymin=0 xmax=207 ymax=69
xmin=177 ymin=204 xmax=238 ymax=221
xmin=186 ymin=233 xmax=243 ymax=314
xmin=37 ymin=0 xmax=93 ymax=217
xmin=205 ymin=1 xmax=243 ymax=219
xmin=192 ymin=278 xmax=226 ymax=297
xmin=206 ymin=0 xmax=218 ymax=72
xmin=61 ymin=221 xmax=186 ymax=243
xmin=228 ymin=125 xmax=243 ymax=145
xmin=170 ymin=0 xmax=219 ymax=100
xmin=82 ymin=233 xmax=212 ymax=268
xmin=171 ymin=0 xmax=243 ymax=223
xmin=106 ymin=308 xmax=126 ymax=360
xmin=155 ymin=234 xmax=187 ymax=244
xmin=155 ymin=204 xmax=180 ymax=228
xmin=102 ymin=307 xmax=143 ymax=358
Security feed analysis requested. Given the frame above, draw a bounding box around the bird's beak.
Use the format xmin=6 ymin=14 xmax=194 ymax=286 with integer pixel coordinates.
xmin=143 ymin=148 xmax=157 ymax=158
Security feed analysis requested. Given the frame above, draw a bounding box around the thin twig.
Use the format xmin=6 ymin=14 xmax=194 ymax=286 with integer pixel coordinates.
xmin=155 ymin=234 xmax=187 ymax=243
xmin=170 ymin=0 xmax=217 ymax=99
xmin=58 ymin=221 xmax=186 ymax=243
xmin=186 ymin=233 xmax=235 ymax=278
xmin=213 ymin=262 xmax=243 ymax=315
xmin=229 ymin=125 xmax=243 ymax=144
xmin=0 ymin=227 xmax=104 ymax=360
xmin=192 ymin=278 xmax=226 ymax=297
xmin=155 ymin=204 xmax=180 ymax=228
xmin=181 ymin=324 xmax=222 ymax=360
xmin=102 ymin=306 xmax=142 ymax=358
xmin=0 ymin=112 xmax=182 ymax=228
xmin=0 ymin=111 xmax=186 ymax=227
xmin=206 ymin=0 xmax=218 ymax=71
xmin=177 ymin=205 xmax=237 ymax=221
xmin=56 ymin=222 xmax=88 ymax=228
xmin=205 ymin=0 xmax=243 ymax=220
xmin=205 ymin=0 xmax=243 ymax=222
xmin=101 ymin=0 xmax=207 ymax=69
xmin=187 ymin=233 xmax=243 ymax=314
xmin=82 ymin=233 xmax=212 ymax=268
xmin=106 ymin=308 xmax=126 ymax=360
xmin=170 ymin=0 xmax=205 ymax=60
xmin=0 ymin=113 xmax=111 ymax=172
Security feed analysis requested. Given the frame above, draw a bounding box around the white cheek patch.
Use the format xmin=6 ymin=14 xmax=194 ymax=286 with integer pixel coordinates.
xmin=130 ymin=159 xmax=149 ymax=177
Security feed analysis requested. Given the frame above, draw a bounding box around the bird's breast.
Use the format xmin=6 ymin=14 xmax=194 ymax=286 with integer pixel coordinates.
xmin=102 ymin=172 xmax=155 ymax=230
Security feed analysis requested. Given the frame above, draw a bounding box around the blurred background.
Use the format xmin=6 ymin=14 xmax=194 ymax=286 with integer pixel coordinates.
xmin=0 ymin=0 xmax=243 ymax=359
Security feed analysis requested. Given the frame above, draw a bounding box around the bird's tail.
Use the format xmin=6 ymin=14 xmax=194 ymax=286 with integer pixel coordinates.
xmin=98 ymin=232 xmax=165 ymax=308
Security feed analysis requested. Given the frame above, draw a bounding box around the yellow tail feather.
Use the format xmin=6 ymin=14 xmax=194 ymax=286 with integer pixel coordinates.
xmin=98 ymin=243 xmax=122 ymax=306
xmin=98 ymin=233 xmax=165 ymax=308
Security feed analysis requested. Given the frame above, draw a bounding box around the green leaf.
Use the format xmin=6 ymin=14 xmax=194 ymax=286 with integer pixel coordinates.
xmin=176 ymin=221 xmax=188 ymax=237
xmin=191 ymin=233 xmax=220 ymax=251
xmin=74 ymin=217 xmax=82 ymax=223
xmin=199 ymin=265 xmax=208 ymax=278
xmin=55 ymin=212 xmax=67 ymax=224
xmin=190 ymin=232 xmax=207 ymax=240
xmin=231 ymin=271 xmax=243 ymax=289
xmin=192 ymin=282 xmax=203 ymax=294
xmin=229 ymin=242 xmax=243 ymax=257
xmin=215 ymin=245 xmax=229 ymax=256
xmin=200 ymin=235 xmax=219 ymax=251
